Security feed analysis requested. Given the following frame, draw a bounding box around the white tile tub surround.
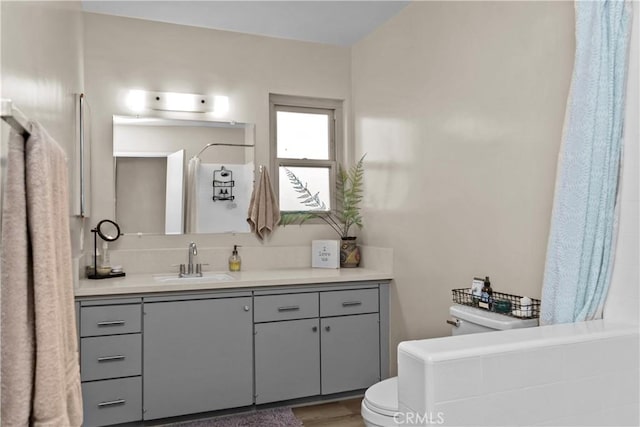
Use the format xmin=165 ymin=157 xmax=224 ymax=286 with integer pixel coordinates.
xmin=397 ymin=321 xmax=639 ymax=427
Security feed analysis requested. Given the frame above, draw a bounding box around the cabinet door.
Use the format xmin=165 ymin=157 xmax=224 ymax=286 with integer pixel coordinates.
xmin=321 ymin=313 xmax=380 ymax=395
xmin=143 ymin=297 xmax=253 ymax=420
xmin=254 ymin=318 xmax=320 ymax=404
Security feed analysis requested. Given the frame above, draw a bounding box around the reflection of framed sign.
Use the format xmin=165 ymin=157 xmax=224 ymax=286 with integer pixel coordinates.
xmin=312 ymin=240 xmax=339 ymax=269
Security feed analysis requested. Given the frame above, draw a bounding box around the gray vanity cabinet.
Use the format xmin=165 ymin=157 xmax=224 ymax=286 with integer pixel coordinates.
xmin=321 ymin=313 xmax=380 ymax=394
xmin=254 ymin=284 xmax=386 ymax=404
xmin=319 ymin=288 xmax=381 ymax=394
xmin=79 ymin=298 xmax=143 ymax=427
xmin=254 ymin=318 xmax=320 ymax=404
xmin=76 ymin=280 xmax=389 ymax=426
xmin=142 ymin=294 xmax=253 ymax=420
xmin=253 ymin=292 xmax=320 ymax=404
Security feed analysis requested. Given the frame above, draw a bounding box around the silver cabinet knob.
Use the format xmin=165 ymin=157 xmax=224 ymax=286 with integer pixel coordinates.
xmin=312 ymin=326 xmax=318 ymax=332
xmin=243 ymin=305 xmax=250 ymax=312
xmin=325 ymin=326 xmax=331 ymax=332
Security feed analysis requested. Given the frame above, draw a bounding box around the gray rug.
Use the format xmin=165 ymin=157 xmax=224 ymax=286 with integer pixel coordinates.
xmin=164 ymin=407 xmax=303 ymax=427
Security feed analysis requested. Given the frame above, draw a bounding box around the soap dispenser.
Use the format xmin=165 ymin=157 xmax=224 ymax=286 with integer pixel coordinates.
xmin=228 ymin=245 xmax=241 ymax=272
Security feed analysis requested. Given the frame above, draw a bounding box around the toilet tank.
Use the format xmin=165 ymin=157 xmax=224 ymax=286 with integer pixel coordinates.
xmin=449 ymin=304 xmax=538 ymax=336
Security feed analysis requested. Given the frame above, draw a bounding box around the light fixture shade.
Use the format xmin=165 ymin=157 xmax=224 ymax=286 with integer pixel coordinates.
xmin=126 ymin=90 xmax=229 ymax=115
xmin=150 ymin=91 xmax=209 ymax=113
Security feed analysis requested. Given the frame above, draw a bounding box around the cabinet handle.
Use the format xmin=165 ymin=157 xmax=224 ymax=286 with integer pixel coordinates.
xmin=446 ymin=319 xmax=460 ymax=327
xmin=97 ymin=320 xmax=125 ymax=327
xmin=325 ymin=326 xmax=331 ymax=332
xmin=342 ymin=301 xmax=362 ymax=307
xmin=98 ymin=399 xmax=126 ymax=408
xmin=277 ymin=305 xmax=300 ymax=312
xmin=97 ymin=355 xmax=126 ymax=363
xmin=312 ymin=326 xmax=318 ymax=332
xmin=243 ymin=305 xmax=250 ymax=312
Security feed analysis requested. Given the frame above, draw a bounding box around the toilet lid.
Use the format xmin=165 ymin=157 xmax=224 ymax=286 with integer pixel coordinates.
xmin=364 ymin=377 xmax=398 ymax=417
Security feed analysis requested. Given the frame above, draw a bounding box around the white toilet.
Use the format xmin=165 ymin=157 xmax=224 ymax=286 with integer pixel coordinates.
xmin=361 ymin=304 xmax=538 ymax=427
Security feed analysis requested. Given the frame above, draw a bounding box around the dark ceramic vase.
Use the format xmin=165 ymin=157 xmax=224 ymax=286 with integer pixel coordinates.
xmin=340 ymin=237 xmax=361 ymax=268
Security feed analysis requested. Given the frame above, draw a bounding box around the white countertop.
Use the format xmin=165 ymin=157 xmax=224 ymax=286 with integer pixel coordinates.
xmin=75 ymin=267 xmax=393 ymax=297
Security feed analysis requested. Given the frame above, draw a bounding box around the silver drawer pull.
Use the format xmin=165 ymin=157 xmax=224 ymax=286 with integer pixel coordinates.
xmin=342 ymin=301 xmax=362 ymax=307
xmin=98 ymin=399 xmax=125 ymax=408
xmin=277 ymin=306 xmax=300 ymax=312
xmin=97 ymin=355 xmax=126 ymax=363
xmin=97 ymin=320 xmax=125 ymax=327
xmin=446 ymin=319 xmax=460 ymax=327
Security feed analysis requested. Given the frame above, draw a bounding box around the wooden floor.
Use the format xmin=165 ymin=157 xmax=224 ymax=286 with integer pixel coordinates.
xmin=292 ymin=398 xmax=365 ymax=427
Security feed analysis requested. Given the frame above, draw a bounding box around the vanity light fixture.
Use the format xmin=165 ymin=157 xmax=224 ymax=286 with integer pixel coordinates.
xmin=125 ymin=89 xmax=229 ymax=116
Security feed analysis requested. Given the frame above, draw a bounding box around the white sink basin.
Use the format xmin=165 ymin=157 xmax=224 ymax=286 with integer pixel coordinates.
xmin=153 ymin=272 xmax=235 ymax=284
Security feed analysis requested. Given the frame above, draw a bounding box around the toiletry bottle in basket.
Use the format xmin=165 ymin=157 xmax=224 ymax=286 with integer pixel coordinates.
xmin=471 ymin=277 xmax=484 ymax=305
xmin=479 ymin=276 xmax=493 ymax=310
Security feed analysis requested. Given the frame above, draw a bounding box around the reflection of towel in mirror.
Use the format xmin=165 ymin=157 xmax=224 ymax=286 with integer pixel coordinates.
xmin=185 ymin=157 xmax=200 ymax=233
xmin=247 ymin=167 xmax=280 ymax=240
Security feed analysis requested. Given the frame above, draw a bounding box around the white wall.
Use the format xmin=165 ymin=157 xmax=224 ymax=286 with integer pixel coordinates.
xmin=352 ymin=1 xmax=575 ymax=372
xmin=604 ymin=2 xmax=640 ymax=324
xmin=1 ymin=1 xmax=85 ymax=254
xmin=83 ymin=12 xmax=352 ymax=256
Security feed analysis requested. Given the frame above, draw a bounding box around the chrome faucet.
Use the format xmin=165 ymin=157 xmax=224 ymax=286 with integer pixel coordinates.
xmin=188 ymin=241 xmax=197 ymax=272
xmin=179 ymin=241 xmax=203 ymax=278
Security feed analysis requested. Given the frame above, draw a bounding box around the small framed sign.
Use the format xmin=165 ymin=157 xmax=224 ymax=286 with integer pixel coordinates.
xmin=312 ymin=240 xmax=340 ymax=269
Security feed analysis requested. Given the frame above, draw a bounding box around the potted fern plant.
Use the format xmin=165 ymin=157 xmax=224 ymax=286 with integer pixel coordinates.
xmin=281 ymin=155 xmax=365 ymax=267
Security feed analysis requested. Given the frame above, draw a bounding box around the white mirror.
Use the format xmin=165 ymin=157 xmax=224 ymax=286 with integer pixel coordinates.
xmin=113 ymin=115 xmax=255 ymax=235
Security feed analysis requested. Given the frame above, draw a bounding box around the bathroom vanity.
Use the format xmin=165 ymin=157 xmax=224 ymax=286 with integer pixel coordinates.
xmin=75 ymin=269 xmax=391 ymax=427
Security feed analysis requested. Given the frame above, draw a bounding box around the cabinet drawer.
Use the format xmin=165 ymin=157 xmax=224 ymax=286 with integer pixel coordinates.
xmin=81 ymin=305 xmax=141 ymax=337
xmin=81 ymin=334 xmax=141 ymax=381
xmin=82 ymin=377 xmax=142 ymax=427
xmin=254 ymin=293 xmax=319 ymax=322
xmin=320 ymin=288 xmax=379 ymax=317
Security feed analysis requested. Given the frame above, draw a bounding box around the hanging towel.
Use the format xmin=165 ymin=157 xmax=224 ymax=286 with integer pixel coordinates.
xmin=185 ymin=156 xmax=200 ymax=233
xmin=1 ymin=123 xmax=83 ymax=426
xmin=247 ymin=167 xmax=280 ymax=240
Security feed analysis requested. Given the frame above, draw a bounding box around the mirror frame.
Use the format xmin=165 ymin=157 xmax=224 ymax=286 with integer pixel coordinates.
xmin=96 ymin=219 xmax=121 ymax=242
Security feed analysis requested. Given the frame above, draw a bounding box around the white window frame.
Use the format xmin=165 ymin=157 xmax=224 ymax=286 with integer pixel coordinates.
xmin=269 ymin=94 xmax=344 ymax=214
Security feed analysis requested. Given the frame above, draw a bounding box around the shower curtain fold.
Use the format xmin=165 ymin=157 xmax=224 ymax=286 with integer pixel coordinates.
xmin=185 ymin=156 xmax=200 ymax=234
xmin=541 ymin=0 xmax=632 ymax=325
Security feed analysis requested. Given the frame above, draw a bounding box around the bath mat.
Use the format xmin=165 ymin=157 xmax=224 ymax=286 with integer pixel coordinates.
xmin=162 ymin=407 xmax=303 ymax=427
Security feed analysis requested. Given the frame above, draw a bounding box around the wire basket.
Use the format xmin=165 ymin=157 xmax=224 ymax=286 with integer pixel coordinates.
xmin=452 ymin=288 xmax=541 ymax=319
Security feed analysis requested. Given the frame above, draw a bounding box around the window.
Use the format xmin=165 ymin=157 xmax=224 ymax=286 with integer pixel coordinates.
xmin=270 ymin=94 xmax=343 ymax=213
